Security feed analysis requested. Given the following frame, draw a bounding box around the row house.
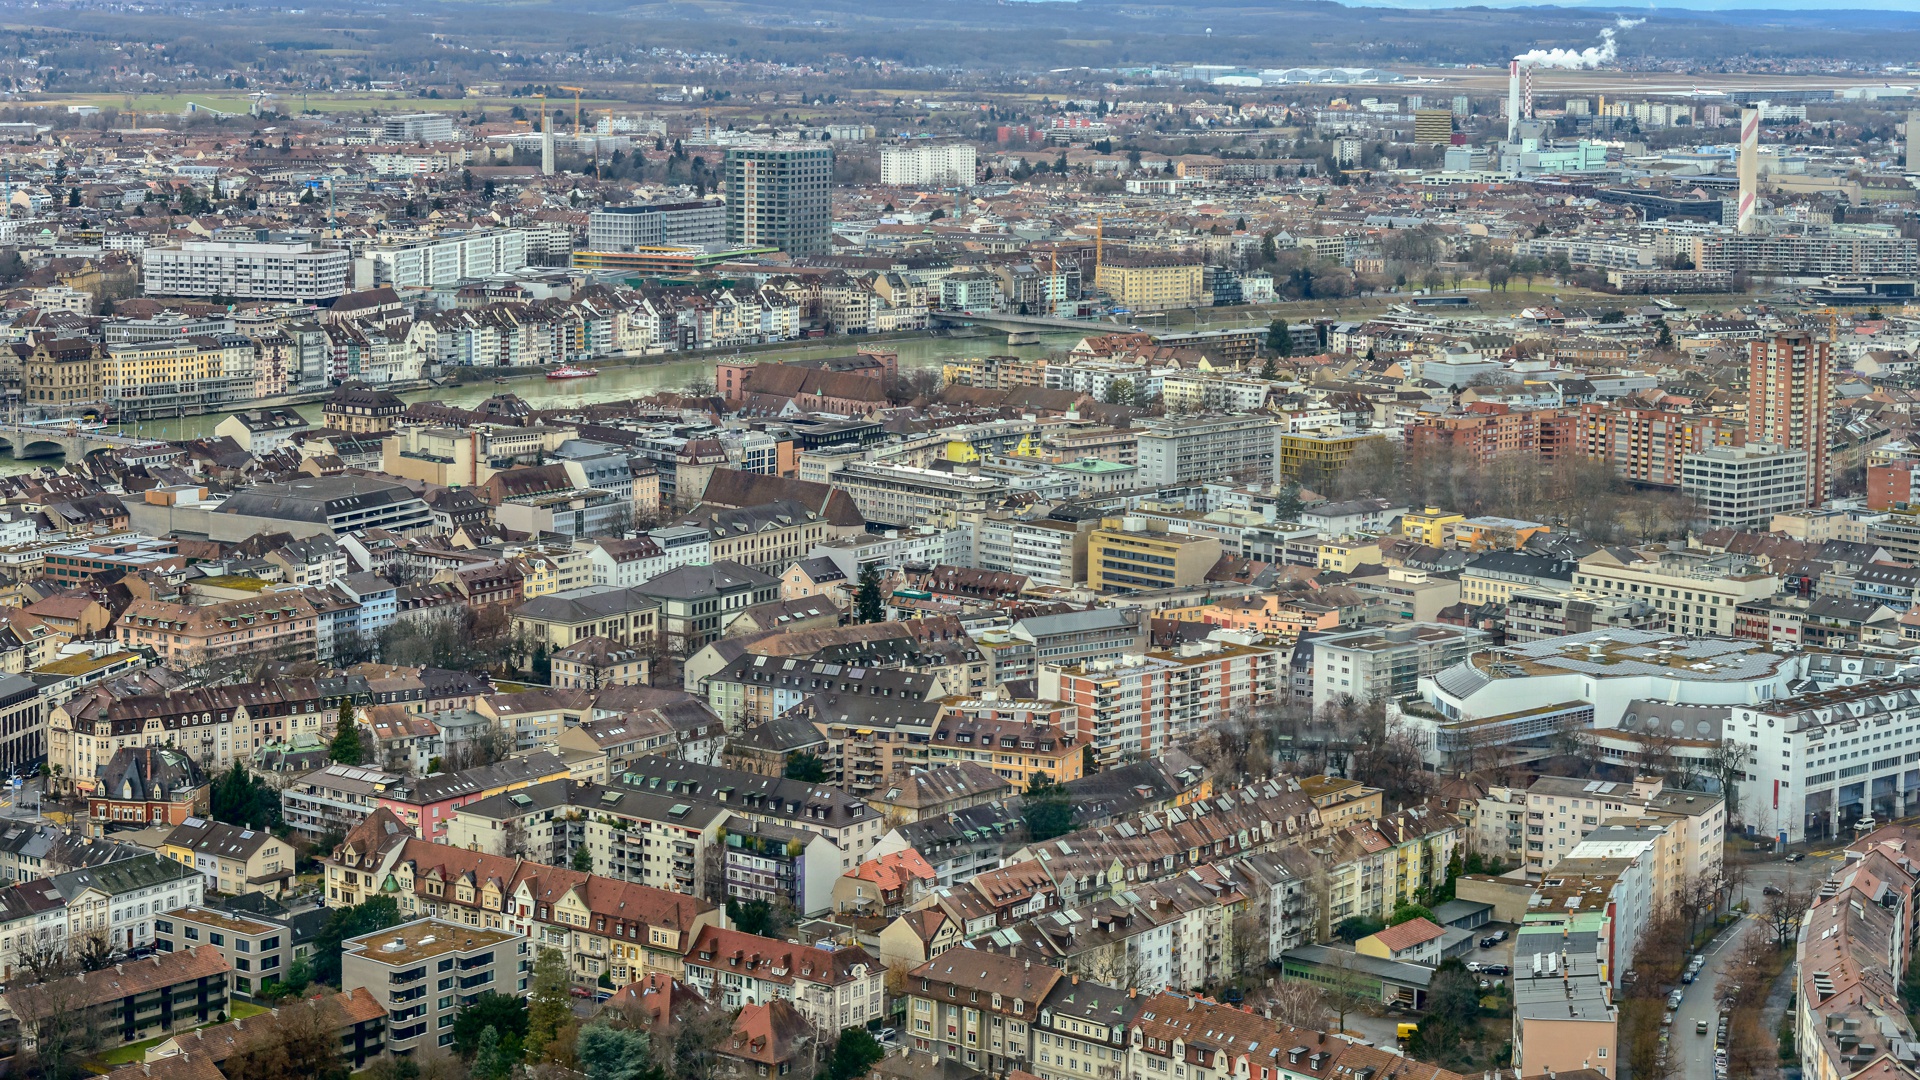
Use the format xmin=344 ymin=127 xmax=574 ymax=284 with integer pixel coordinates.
xmin=680 ymin=925 xmax=885 ymax=1033
xmin=51 ymin=678 xmax=341 ymax=793
xmin=322 ymin=809 xmax=722 ymax=987
xmin=1011 ymin=776 xmax=1323 ymax=907
xmin=991 ymin=865 xmax=1245 ymax=995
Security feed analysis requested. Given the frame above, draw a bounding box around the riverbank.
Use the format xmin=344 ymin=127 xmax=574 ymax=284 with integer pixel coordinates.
xmin=6 ymin=329 xmax=1086 ymax=472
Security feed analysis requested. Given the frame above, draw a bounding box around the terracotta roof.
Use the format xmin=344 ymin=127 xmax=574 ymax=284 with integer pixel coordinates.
xmin=1367 ymin=916 xmax=1446 ymax=953
xmin=5 ymin=945 xmax=231 ymax=1020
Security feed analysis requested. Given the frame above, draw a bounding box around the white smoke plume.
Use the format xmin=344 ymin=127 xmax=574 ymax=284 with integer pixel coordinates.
xmin=1514 ymin=17 xmax=1644 ymax=70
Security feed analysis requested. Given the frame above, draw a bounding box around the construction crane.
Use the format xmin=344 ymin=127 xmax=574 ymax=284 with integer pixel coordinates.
xmin=560 ymin=86 xmax=587 ymax=135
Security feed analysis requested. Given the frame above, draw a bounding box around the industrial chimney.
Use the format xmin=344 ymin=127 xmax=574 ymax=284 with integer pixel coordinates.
xmin=1507 ymin=59 xmax=1523 ymax=143
xmin=1737 ymin=107 xmax=1760 ymax=234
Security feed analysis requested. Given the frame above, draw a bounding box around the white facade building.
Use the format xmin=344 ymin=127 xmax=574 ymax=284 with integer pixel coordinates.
xmin=879 ymin=143 xmax=978 ymax=187
xmin=1681 ymin=442 xmax=1810 ymax=532
xmin=142 ymin=240 xmax=351 ymax=301
xmin=359 ymin=229 xmax=531 ymax=291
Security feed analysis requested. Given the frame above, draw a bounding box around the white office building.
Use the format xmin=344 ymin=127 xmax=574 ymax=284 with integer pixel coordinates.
xmin=1681 ymin=442 xmax=1809 ymax=532
xmin=380 ymin=113 xmax=458 ymax=143
xmin=358 ymin=229 xmax=531 ymax=290
xmin=587 ymin=202 xmax=727 ymax=251
xmin=879 ymin=143 xmax=978 ymax=187
xmin=142 ymin=239 xmax=351 ymax=301
xmin=1733 ymin=677 xmax=1920 ymax=845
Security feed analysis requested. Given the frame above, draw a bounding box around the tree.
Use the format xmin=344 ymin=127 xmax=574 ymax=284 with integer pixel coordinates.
xmin=826 ymin=1028 xmax=885 ymax=1080
xmin=1104 ymin=377 xmax=1136 ymax=405
xmin=1267 ymin=318 xmax=1294 ymax=357
xmin=1324 ymin=949 xmax=1375 ymax=1035
xmin=1264 ymin=978 xmax=1329 ymax=1029
xmin=577 ymin=1025 xmax=660 ymax=1080
xmin=727 ymin=897 xmax=778 ymax=936
xmin=1387 ymin=902 xmax=1435 ymax=927
xmin=570 ymin=843 xmax=594 ymax=872
xmin=330 ymin=700 xmax=364 ymax=765
xmin=473 ymin=1026 xmax=513 ymax=1080
xmin=453 ymin=992 xmax=529 ymax=1058
xmin=1021 ymin=776 xmax=1075 ymax=841
xmin=854 ymin=564 xmax=885 ymax=625
xmin=524 ymin=947 xmax=573 ymax=1061
xmin=1755 ymin=876 xmax=1815 ymax=947
xmin=783 ymin=751 xmax=829 ymax=783
xmin=313 ymin=896 xmax=402 ymax=987
xmin=1411 ymin=959 xmax=1481 ymax=1063
xmin=212 ymin=761 xmax=283 ymax=830
xmin=226 ymin=998 xmax=351 ymax=1080
xmin=1706 ymin=739 xmax=1749 ymax=817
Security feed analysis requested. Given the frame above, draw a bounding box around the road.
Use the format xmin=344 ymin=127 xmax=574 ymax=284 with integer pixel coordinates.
xmin=1672 ymin=850 xmax=1839 ymax=1080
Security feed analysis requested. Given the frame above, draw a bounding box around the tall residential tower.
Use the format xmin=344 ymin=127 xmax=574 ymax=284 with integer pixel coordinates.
xmin=1748 ymin=330 xmax=1831 ymax=508
xmin=724 ymin=145 xmax=833 ymax=256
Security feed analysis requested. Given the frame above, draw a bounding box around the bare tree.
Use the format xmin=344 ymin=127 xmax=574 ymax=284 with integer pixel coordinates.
xmin=1754 ymin=875 xmax=1815 ymax=947
xmin=1264 ymin=979 xmax=1330 ymax=1030
xmin=1323 ymin=949 xmax=1375 ymax=1036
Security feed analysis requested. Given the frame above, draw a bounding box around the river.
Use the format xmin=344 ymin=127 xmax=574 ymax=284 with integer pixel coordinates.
xmin=5 ymin=330 xmax=1087 ymax=474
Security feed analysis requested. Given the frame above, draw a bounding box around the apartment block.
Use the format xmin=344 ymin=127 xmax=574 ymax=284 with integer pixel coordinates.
xmin=1041 ymin=634 xmax=1284 ymax=768
xmin=1310 ymin=623 xmax=1489 ymax=710
xmin=1133 ymin=414 xmax=1280 ymax=486
xmin=879 ymin=143 xmax=978 ymax=186
xmin=1748 ymin=330 xmax=1832 ymax=508
xmin=340 ymin=918 xmax=527 ymax=1055
xmin=142 ymin=239 xmax=351 ymax=301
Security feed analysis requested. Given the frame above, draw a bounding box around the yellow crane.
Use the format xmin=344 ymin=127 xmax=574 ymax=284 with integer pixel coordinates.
xmin=559 ymin=86 xmax=587 ymax=135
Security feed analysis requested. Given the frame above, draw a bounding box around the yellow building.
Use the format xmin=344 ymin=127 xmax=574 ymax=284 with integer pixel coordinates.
xmin=1087 ymin=516 xmax=1222 ymax=593
xmin=1318 ymin=538 xmax=1383 ymax=573
xmin=1278 ymin=429 xmax=1385 ymax=480
xmin=1297 ymin=775 xmax=1385 ymax=830
xmin=1095 ymin=255 xmax=1206 ymax=309
xmin=1400 ymin=507 xmax=1466 ymax=547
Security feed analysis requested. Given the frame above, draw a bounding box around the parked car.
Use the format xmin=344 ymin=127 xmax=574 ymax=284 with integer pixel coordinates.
xmin=1480 ymin=964 xmax=1510 ymax=977
xmin=1682 ymin=971 xmax=1695 ymax=984
xmin=1785 ymin=852 xmax=1806 ymax=862
xmin=1480 ymin=936 xmax=1499 ymax=949
xmin=1222 ymin=988 xmax=1244 ymax=1004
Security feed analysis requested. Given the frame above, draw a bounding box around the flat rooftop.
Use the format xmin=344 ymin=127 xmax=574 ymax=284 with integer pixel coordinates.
xmin=345 ymin=918 xmax=520 ymax=967
xmin=1467 ymin=629 xmax=1790 ymax=683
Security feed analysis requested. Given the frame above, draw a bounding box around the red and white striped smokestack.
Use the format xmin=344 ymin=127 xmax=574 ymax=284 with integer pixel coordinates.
xmin=1737 ymin=107 xmax=1760 ymax=234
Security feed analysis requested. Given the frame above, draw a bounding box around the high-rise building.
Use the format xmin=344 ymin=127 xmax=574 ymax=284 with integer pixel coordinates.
xmin=878 ymin=142 xmax=977 ymax=186
xmin=1908 ymin=109 xmax=1919 ymax=174
xmin=724 ymin=145 xmax=832 ymax=256
xmin=1451 ymin=95 xmax=1471 ymax=118
xmin=1413 ymin=109 xmax=1454 ymax=145
xmin=1748 ymin=330 xmax=1831 ymax=507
